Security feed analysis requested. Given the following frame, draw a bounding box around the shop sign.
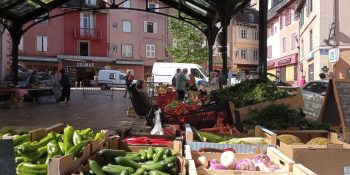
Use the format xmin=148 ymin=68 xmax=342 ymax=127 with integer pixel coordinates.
xmin=77 ymin=62 xmax=95 ymax=67
xmin=267 ymin=62 xmax=275 ymax=67
xmin=278 ymin=58 xmax=291 ymax=65
xmin=329 ymin=48 xmax=340 ymax=63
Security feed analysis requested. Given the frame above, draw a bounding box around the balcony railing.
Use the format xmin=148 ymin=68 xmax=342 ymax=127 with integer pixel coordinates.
xmin=268 ymin=0 xmax=291 ymax=20
xmin=74 ymin=28 xmax=102 ymax=40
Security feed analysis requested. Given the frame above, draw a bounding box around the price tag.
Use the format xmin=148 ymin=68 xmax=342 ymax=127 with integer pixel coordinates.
xmin=0 ymin=139 xmax=16 ymax=175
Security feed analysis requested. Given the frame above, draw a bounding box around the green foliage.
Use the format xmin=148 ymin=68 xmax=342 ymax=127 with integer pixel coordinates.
xmin=167 ymin=17 xmax=208 ymax=64
xmin=242 ymin=104 xmax=333 ymax=131
xmin=218 ymin=79 xmax=291 ymax=108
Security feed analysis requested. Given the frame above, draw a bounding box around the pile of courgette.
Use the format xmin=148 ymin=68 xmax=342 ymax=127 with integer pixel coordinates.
xmin=89 ymin=147 xmax=179 ymax=175
xmin=13 ymin=125 xmax=104 ymax=175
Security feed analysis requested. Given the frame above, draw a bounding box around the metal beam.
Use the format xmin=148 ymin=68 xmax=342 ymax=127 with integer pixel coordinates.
xmin=259 ymin=0 xmax=268 ymax=79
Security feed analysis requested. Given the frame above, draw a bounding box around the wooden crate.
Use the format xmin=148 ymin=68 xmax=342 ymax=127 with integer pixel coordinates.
xmin=186 ymin=146 xmax=295 ymax=175
xmin=185 ymin=124 xmax=276 ymax=153
xmin=229 ymin=87 xmax=304 ymax=122
xmin=263 ymin=129 xmax=350 ymax=175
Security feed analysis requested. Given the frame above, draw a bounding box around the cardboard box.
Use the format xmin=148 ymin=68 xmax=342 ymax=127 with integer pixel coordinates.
xmin=27 ymin=123 xmax=110 ymax=175
xmin=186 ymin=146 xmax=295 ymax=175
xmin=72 ymin=137 xmax=186 ymax=175
xmin=186 ymin=124 xmax=276 ymax=153
xmin=266 ymin=129 xmax=350 ymax=175
xmin=229 ymin=87 xmax=304 ymax=122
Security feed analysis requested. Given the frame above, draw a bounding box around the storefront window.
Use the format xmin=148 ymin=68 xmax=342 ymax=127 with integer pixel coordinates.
xmin=308 ymin=63 xmax=314 ymax=81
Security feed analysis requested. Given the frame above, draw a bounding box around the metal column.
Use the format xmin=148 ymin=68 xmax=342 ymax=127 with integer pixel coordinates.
xmin=9 ymin=26 xmax=23 ymax=86
xmin=259 ymin=0 xmax=268 ymax=79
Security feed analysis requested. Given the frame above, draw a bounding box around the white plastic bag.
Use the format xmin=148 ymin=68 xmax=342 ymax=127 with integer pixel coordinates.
xmin=151 ymin=109 xmax=164 ymax=135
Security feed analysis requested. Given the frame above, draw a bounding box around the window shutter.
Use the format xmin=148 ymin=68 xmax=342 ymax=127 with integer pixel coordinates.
xmin=154 ymin=22 xmax=158 ymax=33
xmin=286 ymin=9 xmax=291 ymax=26
xmin=280 ymin=16 xmax=283 ymax=29
xmin=43 ymin=36 xmax=48 ymax=51
xmin=36 ymin=36 xmax=42 ymax=51
xmin=155 ymin=4 xmax=159 ymax=12
xmin=144 ymin=21 xmax=147 ymax=32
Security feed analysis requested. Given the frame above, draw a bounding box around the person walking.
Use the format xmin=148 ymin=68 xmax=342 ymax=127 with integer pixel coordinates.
xmin=176 ymin=68 xmax=188 ymax=101
xmin=59 ymin=69 xmax=71 ymax=104
xmin=124 ymin=71 xmax=134 ymax=98
xmin=299 ymin=75 xmax=306 ymax=87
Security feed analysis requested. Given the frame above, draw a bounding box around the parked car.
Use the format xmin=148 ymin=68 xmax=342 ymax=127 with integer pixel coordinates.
xmin=97 ymin=70 xmax=137 ymax=90
xmin=18 ymin=72 xmax=57 ymax=88
xmin=301 ymin=80 xmax=328 ymax=117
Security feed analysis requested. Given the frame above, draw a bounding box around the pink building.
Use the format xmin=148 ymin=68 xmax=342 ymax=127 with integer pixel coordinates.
xmin=108 ymin=0 xmax=170 ymax=80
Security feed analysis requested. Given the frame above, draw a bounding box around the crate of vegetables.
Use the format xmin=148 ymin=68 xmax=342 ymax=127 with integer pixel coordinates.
xmin=263 ymin=129 xmax=350 ymax=175
xmin=186 ymin=145 xmax=296 ymax=175
xmin=218 ymin=79 xmax=304 ymax=122
xmin=12 ymin=123 xmax=109 ymax=175
xmin=73 ymin=137 xmax=186 ymax=175
xmin=185 ymin=124 xmax=276 ymax=153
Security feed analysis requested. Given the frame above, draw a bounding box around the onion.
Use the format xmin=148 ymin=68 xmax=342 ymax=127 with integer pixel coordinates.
xmin=220 ymin=151 xmax=236 ymax=169
xmin=234 ymin=159 xmax=255 ymax=171
xmin=209 ymin=160 xmax=226 ymax=170
xmin=253 ymin=154 xmax=271 ymax=166
xmin=197 ymin=156 xmax=208 ymax=168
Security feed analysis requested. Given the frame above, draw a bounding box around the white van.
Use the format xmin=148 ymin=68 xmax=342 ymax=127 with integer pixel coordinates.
xmin=97 ymin=70 xmax=128 ymax=90
xmin=152 ymin=62 xmax=209 ymax=84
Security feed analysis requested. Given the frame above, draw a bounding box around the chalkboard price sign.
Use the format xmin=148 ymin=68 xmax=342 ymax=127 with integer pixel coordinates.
xmin=333 ymin=80 xmax=350 ymax=141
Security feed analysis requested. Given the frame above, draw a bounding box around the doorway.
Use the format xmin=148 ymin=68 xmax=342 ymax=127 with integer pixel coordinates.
xmin=79 ymin=41 xmax=89 ymax=56
xmin=308 ymin=63 xmax=314 ymax=81
xmin=279 ymin=67 xmax=286 ymax=82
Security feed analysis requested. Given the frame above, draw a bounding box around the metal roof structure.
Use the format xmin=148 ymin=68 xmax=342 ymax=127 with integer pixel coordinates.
xmin=0 ymin=0 xmax=267 ymax=86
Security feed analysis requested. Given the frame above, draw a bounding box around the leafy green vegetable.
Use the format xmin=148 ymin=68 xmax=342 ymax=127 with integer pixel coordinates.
xmin=218 ymin=79 xmax=291 ymax=108
xmin=242 ymin=104 xmax=333 ymax=131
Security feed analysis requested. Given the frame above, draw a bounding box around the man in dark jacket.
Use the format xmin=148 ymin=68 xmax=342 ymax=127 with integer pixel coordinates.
xmin=59 ymin=69 xmax=71 ymax=104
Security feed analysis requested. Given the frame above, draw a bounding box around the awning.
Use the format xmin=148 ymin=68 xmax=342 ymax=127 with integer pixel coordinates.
xmin=57 ymin=55 xmax=116 ymax=62
xmin=19 ymin=56 xmax=58 ymax=62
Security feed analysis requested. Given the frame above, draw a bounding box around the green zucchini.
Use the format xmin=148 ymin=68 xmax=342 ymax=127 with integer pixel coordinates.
xmin=120 ymin=169 xmax=130 ymax=175
xmin=139 ymin=149 xmax=147 ymax=161
xmin=102 ymin=164 xmax=135 ymax=174
xmin=149 ymin=170 xmax=170 ymax=175
xmin=125 ymin=154 xmax=142 ymax=162
xmin=115 ymin=156 xmax=141 ymax=170
xmin=99 ymin=149 xmax=127 ymax=158
xmin=146 ymin=147 xmax=154 ymax=160
xmin=134 ymin=168 xmax=145 ymax=175
xmin=153 ymin=148 xmax=165 ymax=162
xmin=141 ymin=161 xmax=166 ymax=171
xmin=163 ymin=156 xmax=177 ymax=164
xmin=89 ymin=160 xmax=105 ymax=175
xmin=16 ymin=163 xmax=47 ymax=175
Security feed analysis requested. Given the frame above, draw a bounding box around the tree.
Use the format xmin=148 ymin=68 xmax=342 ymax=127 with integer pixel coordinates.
xmin=167 ymin=17 xmax=208 ymax=64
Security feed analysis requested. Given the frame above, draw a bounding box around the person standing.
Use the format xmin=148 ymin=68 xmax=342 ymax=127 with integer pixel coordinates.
xmin=172 ymin=68 xmax=181 ymax=87
xmin=319 ymin=73 xmax=327 ymax=80
xmin=124 ymin=71 xmax=134 ymax=98
xmin=59 ymin=69 xmax=71 ymax=104
xmin=176 ymin=68 xmax=188 ymax=101
xmin=28 ymin=71 xmax=39 ymax=102
xmin=299 ymin=75 xmax=306 ymax=87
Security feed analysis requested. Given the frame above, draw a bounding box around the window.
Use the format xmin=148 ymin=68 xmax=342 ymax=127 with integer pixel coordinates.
xmin=308 ymin=63 xmax=314 ymax=81
xmin=122 ymin=20 xmax=132 ymax=33
xmin=249 ymin=14 xmax=254 ymax=22
xmin=253 ymin=50 xmax=258 ymax=60
xmin=111 ymin=44 xmax=117 ymax=52
xmin=274 ymin=26 xmax=277 ymax=33
xmin=240 ymin=29 xmax=247 ymax=39
xmin=309 ymin=29 xmax=313 ymax=51
xmin=148 ymin=3 xmax=159 ymax=12
xmin=270 ymin=27 xmax=274 ymax=35
xmin=123 ymin=0 xmax=131 ymax=8
xmin=240 ymin=49 xmax=247 ymax=59
xmin=306 ymin=0 xmax=312 ymax=15
xmin=254 ymin=29 xmax=259 ymax=40
xmin=36 ymin=36 xmax=48 ymax=52
xmin=268 ymin=46 xmax=272 ymax=58
xmin=112 ymin=22 xmax=117 ymax=28
xmin=146 ymin=44 xmax=156 ymax=58
xmin=144 ymin=21 xmax=157 ymax=33
xmin=122 ymin=44 xmax=133 ymax=57
xmin=35 ymin=13 xmax=48 ymax=23
xmin=301 ymin=39 xmax=304 ymax=56
xmin=18 ymin=36 xmax=23 ymax=50
xmin=191 ymin=69 xmax=203 ymax=79
xmin=280 ymin=15 xmax=284 ymax=29
xmin=300 ymin=7 xmax=304 ymax=26
xmin=285 ymin=9 xmax=291 ymax=26
xmin=291 ymin=32 xmax=297 ymax=51
xmin=79 ymin=41 xmax=89 ymax=56
xmin=109 ymin=73 xmax=115 ymax=80
xmin=85 ymin=0 xmax=96 ymax=5
xmin=282 ymin=37 xmax=287 ymax=53
xmin=291 ymin=8 xmax=295 ymax=21
xmin=303 ymin=82 xmax=327 ymax=94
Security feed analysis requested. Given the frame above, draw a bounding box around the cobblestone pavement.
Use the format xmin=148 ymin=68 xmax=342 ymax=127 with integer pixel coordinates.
xmin=0 ymin=89 xmax=137 ymax=131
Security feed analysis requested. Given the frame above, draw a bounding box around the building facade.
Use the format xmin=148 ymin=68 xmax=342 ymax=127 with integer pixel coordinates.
xmin=267 ymin=0 xmax=299 ymax=86
xmin=107 ymin=0 xmax=170 ymax=80
xmin=7 ymin=0 xmax=170 ymax=83
xmin=297 ymin=0 xmax=350 ymax=81
xmin=213 ymin=8 xmax=259 ymax=74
